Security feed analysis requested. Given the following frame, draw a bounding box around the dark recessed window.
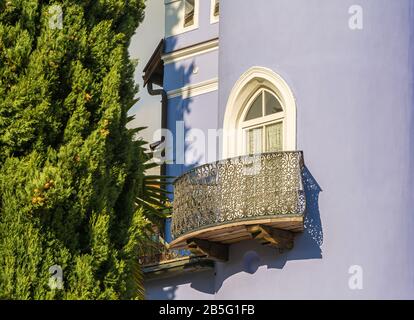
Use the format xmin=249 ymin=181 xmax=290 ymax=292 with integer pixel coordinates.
xmin=214 ymin=0 xmax=220 ymax=17
xmin=184 ymin=0 xmax=195 ymax=28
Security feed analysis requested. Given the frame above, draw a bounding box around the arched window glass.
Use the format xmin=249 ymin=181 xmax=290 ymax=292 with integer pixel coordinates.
xmin=240 ymin=88 xmax=285 ymax=155
xmin=245 ymin=94 xmax=263 ymax=120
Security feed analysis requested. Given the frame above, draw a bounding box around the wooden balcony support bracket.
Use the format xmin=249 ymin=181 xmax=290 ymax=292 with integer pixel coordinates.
xmin=247 ymin=225 xmax=294 ymax=250
xmin=187 ymin=238 xmax=229 ymax=262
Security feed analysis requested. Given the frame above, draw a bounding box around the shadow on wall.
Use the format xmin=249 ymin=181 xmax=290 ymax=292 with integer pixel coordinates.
xmin=146 ymin=2 xmax=212 ymax=300
xmin=289 ymin=166 xmax=323 ymax=261
xmin=145 ymin=283 xmax=177 ymax=300
xmin=163 ymin=59 xmax=197 ymax=244
xmin=165 ymin=62 xmax=198 ymax=171
xmin=163 ymin=1 xmax=213 ymax=173
xmin=160 ymin=17 xmax=199 ymax=242
xmin=144 ymin=270 xmax=215 ymax=300
xmin=214 ymin=165 xmax=323 ymax=291
xmin=171 ymin=70 xmax=205 ymax=172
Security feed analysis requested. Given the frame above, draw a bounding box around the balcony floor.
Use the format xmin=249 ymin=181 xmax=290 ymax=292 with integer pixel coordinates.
xmin=168 ymin=215 xmax=304 ymax=250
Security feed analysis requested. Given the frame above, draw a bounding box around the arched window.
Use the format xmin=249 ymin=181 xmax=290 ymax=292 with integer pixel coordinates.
xmin=240 ymin=88 xmax=284 ymax=155
xmin=223 ymin=67 xmax=297 ymax=158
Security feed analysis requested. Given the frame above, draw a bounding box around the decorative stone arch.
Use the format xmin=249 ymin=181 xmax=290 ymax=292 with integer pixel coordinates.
xmin=222 ymin=66 xmax=297 ymax=158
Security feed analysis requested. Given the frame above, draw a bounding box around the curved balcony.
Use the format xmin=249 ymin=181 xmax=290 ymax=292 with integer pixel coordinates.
xmin=169 ymin=151 xmax=306 ymax=260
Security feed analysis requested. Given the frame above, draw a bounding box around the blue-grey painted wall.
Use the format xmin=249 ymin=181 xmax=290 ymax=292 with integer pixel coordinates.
xmin=145 ymin=270 xmax=215 ymax=300
xmin=146 ymin=0 xmax=414 ymax=299
xmin=216 ymin=0 xmax=414 ymax=299
xmin=164 ymin=50 xmax=219 ymax=92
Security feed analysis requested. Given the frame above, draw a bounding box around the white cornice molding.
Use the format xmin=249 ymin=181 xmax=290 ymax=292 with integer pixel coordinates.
xmin=162 ymin=39 xmax=219 ymax=65
xmin=167 ymin=78 xmax=218 ymax=99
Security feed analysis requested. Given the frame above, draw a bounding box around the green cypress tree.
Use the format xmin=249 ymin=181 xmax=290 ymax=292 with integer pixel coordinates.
xmin=0 ymin=0 xmax=152 ymax=299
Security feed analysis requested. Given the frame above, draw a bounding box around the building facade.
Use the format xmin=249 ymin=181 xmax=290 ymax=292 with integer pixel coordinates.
xmin=142 ymin=0 xmax=414 ymax=299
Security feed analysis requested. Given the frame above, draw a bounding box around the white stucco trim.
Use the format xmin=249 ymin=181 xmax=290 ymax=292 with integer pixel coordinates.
xmin=162 ymin=39 xmax=219 ymax=64
xmin=167 ymin=78 xmax=218 ymax=99
xmin=222 ymin=67 xmax=297 ymax=158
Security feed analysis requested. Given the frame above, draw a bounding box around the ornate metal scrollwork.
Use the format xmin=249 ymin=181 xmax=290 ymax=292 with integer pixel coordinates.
xmin=172 ymin=151 xmax=306 ymax=239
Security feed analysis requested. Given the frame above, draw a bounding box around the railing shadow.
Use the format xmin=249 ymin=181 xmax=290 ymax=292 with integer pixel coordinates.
xmin=214 ymin=165 xmax=323 ymax=291
xmin=286 ymin=165 xmax=323 ymax=260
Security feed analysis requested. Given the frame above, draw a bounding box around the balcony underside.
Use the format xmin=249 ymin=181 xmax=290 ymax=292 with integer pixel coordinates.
xmin=169 ymin=215 xmax=303 ymax=250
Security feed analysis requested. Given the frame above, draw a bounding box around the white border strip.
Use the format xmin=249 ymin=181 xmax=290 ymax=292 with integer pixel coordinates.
xmin=162 ymin=39 xmax=219 ymax=65
xmin=167 ymin=78 xmax=218 ymax=99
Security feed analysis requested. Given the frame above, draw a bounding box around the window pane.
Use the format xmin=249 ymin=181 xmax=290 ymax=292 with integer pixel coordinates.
xmin=214 ymin=0 xmax=219 ymax=17
xmin=245 ymin=93 xmax=263 ymax=121
xmin=265 ymin=123 xmax=283 ymax=152
xmin=248 ymin=127 xmax=263 ymax=154
xmin=184 ymin=0 xmax=195 ymax=27
xmin=265 ymin=91 xmax=283 ymax=115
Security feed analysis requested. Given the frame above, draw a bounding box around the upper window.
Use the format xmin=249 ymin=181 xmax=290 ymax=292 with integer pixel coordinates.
xmin=214 ymin=0 xmax=220 ymax=17
xmin=210 ymin=0 xmax=219 ymax=23
xmin=184 ymin=0 xmax=195 ymax=27
xmin=240 ymin=88 xmax=285 ymax=154
xmin=165 ymin=0 xmax=199 ymax=36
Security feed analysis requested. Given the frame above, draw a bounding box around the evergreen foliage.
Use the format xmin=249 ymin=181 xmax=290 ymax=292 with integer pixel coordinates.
xmin=0 ymin=0 xmax=152 ymax=299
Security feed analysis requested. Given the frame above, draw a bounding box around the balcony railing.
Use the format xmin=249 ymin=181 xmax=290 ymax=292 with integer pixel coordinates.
xmin=169 ymin=151 xmax=306 ymax=252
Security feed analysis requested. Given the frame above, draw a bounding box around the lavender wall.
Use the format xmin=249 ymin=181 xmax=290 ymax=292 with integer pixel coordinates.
xmin=146 ymin=0 xmax=414 ymax=299
xmin=215 ymin=0 xmax=414 ymax=299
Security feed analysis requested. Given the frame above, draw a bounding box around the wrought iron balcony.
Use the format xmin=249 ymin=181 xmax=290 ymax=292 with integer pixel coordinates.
xmin=169 ymin=151 xmax=306 ymax=260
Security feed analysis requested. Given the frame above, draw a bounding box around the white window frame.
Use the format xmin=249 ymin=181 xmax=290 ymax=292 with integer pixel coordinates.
xmin=210 ymin=0 xmax=219 ymax=24
xmin=239 ymin=88 xmax=285 ymax=155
